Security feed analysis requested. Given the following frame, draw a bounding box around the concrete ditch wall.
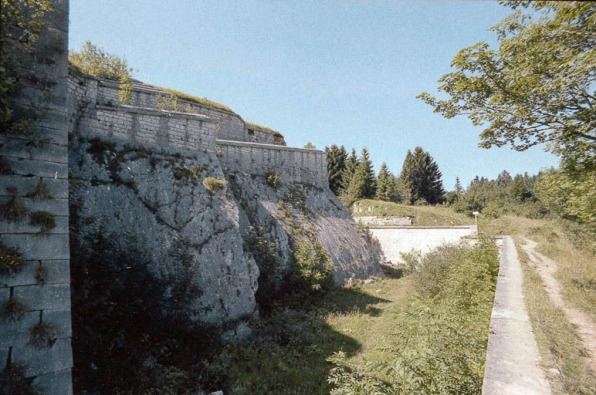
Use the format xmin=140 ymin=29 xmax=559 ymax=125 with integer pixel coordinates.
xmin=368 ymin=226 xmax=477 ymax=264
xmin=0 ymin=0 xmax=73 ymax=393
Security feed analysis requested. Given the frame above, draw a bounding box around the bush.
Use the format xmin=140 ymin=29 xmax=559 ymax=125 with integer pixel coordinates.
xmin=266 ymin=170 xmax=280 ymax=189
xmin=69 ymin=41 xmax=132 ymax=81
xmin=203 ymin=177 xmax=226 ymax=195
xmin=289 ymin=236 xmax=334 ymax=299
xmin=29 ymin=211 xmax=56 ymax=234
xmin=328 ymin=238 xmax=499 ymax=394
xmin=29 ymin=322 xmax=57 ymax=349
xmin=0 ymin=243 xmax=24 ymax=275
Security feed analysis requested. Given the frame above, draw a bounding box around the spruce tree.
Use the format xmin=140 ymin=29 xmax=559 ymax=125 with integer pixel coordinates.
xmin=454 ymin=177 xmax=464 ymax=198
xmin=359 ymin=148 xmax=376 ymax=199
xmin=399 ymin=147 xmax=445 ymax=205
xmin=341 ymin=149 xmax=359 ymax=192
xmin=375 ymin=162 xmax=393 ymax=201
xmin=346 ymin=164 xmax=368 ymax=205
xmin=325 ymin=145 xmax=347 ymax=195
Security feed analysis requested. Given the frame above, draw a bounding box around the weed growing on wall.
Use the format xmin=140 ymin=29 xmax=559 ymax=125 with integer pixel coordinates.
xmin=266 ymin=170 xmax=280 ymax=189
xmin=0 ymin=364 xmax=39 ymax=395
xmin=0 ymin=242 xmax=24 ymax=275
xmin=26 ymin=178 xmax=52 ymax=200
xmin=0 ymin=187 xmax=28 ymax=223
xmin=203 ymin=177 xmax=226 ymax=195
xmin=29 ymin=321 xmax=58 ymax=350
xmin=29 ymin=211 xmax=56 ymax=235
xmin=2 ymin=298 xmax=29 ymax=322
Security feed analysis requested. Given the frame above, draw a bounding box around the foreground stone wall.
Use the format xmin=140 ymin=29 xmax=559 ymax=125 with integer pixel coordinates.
xmin=218 ymin=139 xmax=329 ymax=189
xmin=368 ymin=226 xmax=477 ymax=264
xmin=0 ymin=1 xmax=73 ymax=393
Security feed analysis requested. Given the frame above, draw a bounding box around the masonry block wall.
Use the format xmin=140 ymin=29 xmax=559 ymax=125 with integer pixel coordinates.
xmin=0 ymin=0 xmax=73 ymax=393
xmin=217 ymin=139 xmax=329 ymax=188
xmin=94 ymin=79 xmax=286 ymax=146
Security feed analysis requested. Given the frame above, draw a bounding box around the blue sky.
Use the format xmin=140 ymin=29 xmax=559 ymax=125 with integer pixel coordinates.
xmin=69 ymin=0 xmax=558 ymax=189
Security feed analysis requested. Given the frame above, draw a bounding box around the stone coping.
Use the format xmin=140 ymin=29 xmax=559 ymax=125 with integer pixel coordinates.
xmin=216 ymin=139 xmax=324 ymax=154
xmin=96 ymin=104 xmax=215 ymax=122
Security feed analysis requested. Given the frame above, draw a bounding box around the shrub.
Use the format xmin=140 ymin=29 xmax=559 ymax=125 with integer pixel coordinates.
xmin=26 ymin=178 xmax=52 ymax=200
xmin=0 ymin=243 xmax=24 ymax=275
xmin=0 ymin=192 xmax=28 ymax=223
xmin=29 ymin=321 xmax=58 ymax=349
xmin=289 ymin=236 xmax=334 ymax=300
xmin=173 ymin=164 xmax=203 ymax=185
xmin=203 ymin=177 xmax=226 ymax=195
xmin=0 ymin=364 xmax=40 ymax=395
xmin=29 ymin=211 xmax=56 ymax=234
xmin=244 ymin=226 xmax=280 ymax=310
xmin=266 ymin=170 xmax=280 ymax=189
xmin=2 ymin=298 xmax=28 ymax=322
xmin=69 ymin=41 xmax=132 ymax=81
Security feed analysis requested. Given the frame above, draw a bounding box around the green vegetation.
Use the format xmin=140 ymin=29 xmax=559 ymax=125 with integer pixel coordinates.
xmin=290 ymin=235 xmax=335 ymax=298
xmin=28 ymin=321 xmax=57 ymax=350
xmin=344 ymin=148 xmax=378 ymax=206
xmin=325 ymin=145 xmax=348 ymax=195
xmin=203 ymin=177 xmax=226 ymax=195
xmin=328 ymin=238 xmax=498 ymax=394
xmin=69 ymin=41 xmax=132 ymax=81
xmin=0 ymin=243 xmax=24 ymax=275
xmin=1 ymin=0 xmax=53 ymax=136
xmin=172 ymin=164 xmax=204 ymax=186
xmin=0 ymin=364 xmax=40 ymax=395
xmin=353 ymin=200 xmax=473 ymax=226
xmin=399 ymin=147 xmax=445 ymax=205
xmin=266 ymin=170 xmax=281 ymax=189
xmin=35 ymin=264 xmax=48 ymax=285
xmin=246 ymin=122 xmax=284 ymax=137
xmin=0 ymin=187 xmax=28 ymax=223
xmin=2 ymin=298 xmax=29 ymax=322
xmin=26 ymin=178 xmax=52 ymax=200
xmin=150 ymin=85 xmax=235 ymax=113
xmin=29 ymin=211 xmax=56 ymax=235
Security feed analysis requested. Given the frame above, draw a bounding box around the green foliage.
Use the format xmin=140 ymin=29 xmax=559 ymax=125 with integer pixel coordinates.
xmin=290 ymin=235 xmax=335 ymax=299
xmin=359 ymin=148 xmax=377 ymax=199
xmin=375 ymin=163 xmax=399 ymax=202
xmin=304 ymin=142 xmax=316 ymax=149
xmin=172 ymin=164 xmax=204 ymax=185
xmin=118 ymin=73 xmax=134 ymax=105
xmin=155 ymin=93 xmax=194 ymax=113
xmin=0 ymin=364 xmax=40 ymax=395
xmin=399 ymin=147 xmax=445 ymax=205
xmin=69 ymin=41 xmax=132 ymax=80
xmin=151 ymin=85 xmax=235 ymax=113
xmin=28 ymin=321 xmax=57 ymax=350
xmin=0 ymin=187 xmax=28 ymax=222
xmin=341 ymin=148 xmax=360 ymax=192
xmin=0 ymin=242 xmax=24 ymax=275
xmin=418 ymin=1 xmax=595 ymax=174
xmin=203 ymin=177 xmax=226 ymax=195
xmin=2 ymin=298 xmax=29 ymax=322
xmin=266 ymin=170 xmax=281 ymax=189
xmin=353 ymin=200 xmax=472 ymax=226
xmin=326 ymin=145 xmax=348 ymax=195
xmin=1 ymin=0 xmax=53 ymax=136
xmin=29 ymin=210 xmax=56 ymax=235
xmin=244 ymin=226 xmax=280 ymax=310
xmin=35 ymin=264 xmax=48 ymax=285
xmin=26 ymin=178 xmax=52 ymax=200
xmin=245 ymin=122 xmax=284 ymax=138
xmin=328 ymin=239 xmax=499 ymax=394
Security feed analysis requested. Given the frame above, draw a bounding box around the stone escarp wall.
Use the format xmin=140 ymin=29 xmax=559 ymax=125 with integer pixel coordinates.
xmin=95 ymin=79 xmax=286 ymax=146
xmin=218 ymin=140 xmax=329 ymax=189
xmin=0 ymin=1 xmax=73 ymax=394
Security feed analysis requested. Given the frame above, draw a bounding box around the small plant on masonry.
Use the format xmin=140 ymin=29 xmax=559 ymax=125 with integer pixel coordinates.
xmin=0 ymin=186 xmax=28 ymax=223
xmin=29 ymin=321 xmax=58 ymax=350
xmin=0 ymin=243 xmax=24 ymax=275
xmin=29 ymin=211 xmax=56 ymax=235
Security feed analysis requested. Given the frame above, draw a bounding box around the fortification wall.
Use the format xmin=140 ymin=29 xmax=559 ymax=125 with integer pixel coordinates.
xmin=94 ymin=79 xmax=286 ymax=146
xmin=217 ymin=139 xmax=328 ymax=189
xmin=0 ymin=1 xmax=73 ymax=393
xmin=69 ymin=77 xmax=217 ymax=152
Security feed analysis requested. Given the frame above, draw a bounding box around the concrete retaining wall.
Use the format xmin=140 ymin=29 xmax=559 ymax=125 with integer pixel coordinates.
xmin=356 ymin=216 xmax=412 ymax=226
xmin=217 ymin=139 xmax=328 ymax=189
xmin=0 ymin=1 xmax=73 ymax=393
xmin=368 ymin=226 xmax=477 ymax=264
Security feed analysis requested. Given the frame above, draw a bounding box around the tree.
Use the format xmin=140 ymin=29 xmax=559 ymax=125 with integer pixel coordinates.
xmin=346 ymin=165 xmax=368 ymax=205
xmin=399 ymin=147 xmax=445 ymax=205
xmin=454 ymin=177 xmax=464 ymax=198
xmin=341 ymin=149 xmax=360 ymax=192
xmin=325 ymin=145 xmax=347 ymax=195
xmin=418 ymin=1 xmax=596 ymax=174
xmin=359 ymin=148 xmax=377 ymax=199
xmin=375 ymin=163 xmax=394 ymax=201
xmin=69 ymin=41 xmax=133 ymax=80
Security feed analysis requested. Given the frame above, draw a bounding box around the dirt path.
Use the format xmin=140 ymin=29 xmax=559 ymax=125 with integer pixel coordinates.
xmin=520 ymin=238 xmax=596 ymax=372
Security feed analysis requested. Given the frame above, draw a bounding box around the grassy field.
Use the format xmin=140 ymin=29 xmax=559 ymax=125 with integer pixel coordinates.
xmin=353 ymin=199 xmax=473 ymax=226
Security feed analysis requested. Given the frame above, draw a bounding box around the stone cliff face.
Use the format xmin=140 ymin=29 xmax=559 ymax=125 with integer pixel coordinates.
xmin=67 ymin=74 xmax=383 ymax=333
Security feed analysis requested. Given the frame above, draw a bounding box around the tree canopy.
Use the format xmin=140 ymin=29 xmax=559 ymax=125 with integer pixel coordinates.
xmin=418 ymin=1 xmax=596 ymax=173
xmin=399 ymin=147 xmax=445 ymax=205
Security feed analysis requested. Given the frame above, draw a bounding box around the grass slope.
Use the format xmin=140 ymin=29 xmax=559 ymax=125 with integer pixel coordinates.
xmin=353 ymin=199 xmax=473 ymax=226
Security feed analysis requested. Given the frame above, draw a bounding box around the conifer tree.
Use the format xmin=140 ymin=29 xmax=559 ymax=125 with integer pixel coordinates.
xmin=341 ymin=149 xmax=359 ymax=192
xmin=359 ymin=148 xmax=376 ymax=199
xmin=375 ymin=162 xmax=393 ymax=201
xmin=399 ymin=147 xmax=445 ymax=204
xmin=325 ymin=145 xmax=347 ymax=195
xmin=454 ymin=177 xmax=464 ymax=198
xmin=346 ymin=164 xmax=368 ymax=205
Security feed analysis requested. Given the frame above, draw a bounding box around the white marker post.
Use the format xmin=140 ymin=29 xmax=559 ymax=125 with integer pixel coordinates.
xmin=473 ymin=211 xmax=480 ymax=234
